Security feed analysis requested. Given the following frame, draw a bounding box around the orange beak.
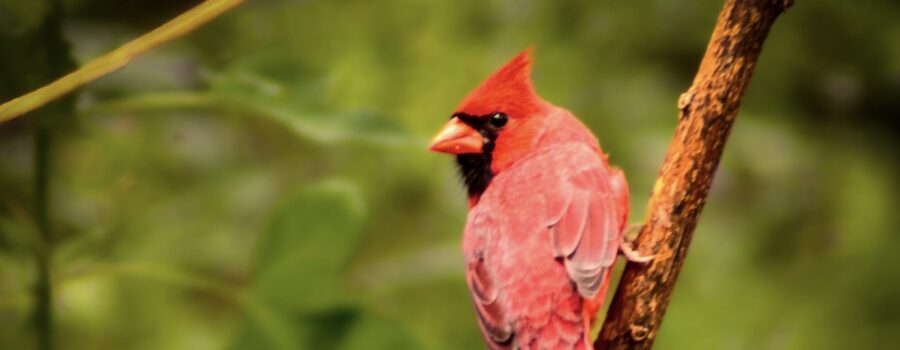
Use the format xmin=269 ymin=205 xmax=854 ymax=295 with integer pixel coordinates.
xmin=429 ymin=117 xmax=483 ymax=154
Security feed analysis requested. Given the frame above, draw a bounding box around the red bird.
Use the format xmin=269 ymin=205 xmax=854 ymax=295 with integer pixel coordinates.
xmin=429 ymin=50 xmax=650 ymax=350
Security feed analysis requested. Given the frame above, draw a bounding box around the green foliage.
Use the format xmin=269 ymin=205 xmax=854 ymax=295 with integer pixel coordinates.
xmin=251 ymin=181 xmax=364 ymax=312
xmin=230 ymin=181 xmax=425 ymax=350
xmin=1 ymin=1 xmax=899 ymax=350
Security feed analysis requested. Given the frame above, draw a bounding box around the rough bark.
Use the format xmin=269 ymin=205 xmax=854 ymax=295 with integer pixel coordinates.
xmin=596 ymin=1 xmax=792 ymax=349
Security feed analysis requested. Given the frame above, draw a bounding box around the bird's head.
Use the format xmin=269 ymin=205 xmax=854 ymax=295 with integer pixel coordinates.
xmin=429 ymin=49 xmax=551 ymax=201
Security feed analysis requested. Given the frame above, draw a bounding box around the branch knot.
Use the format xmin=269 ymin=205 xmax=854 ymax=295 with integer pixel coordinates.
xmin=677 ymin=89 xmax=694 ymax=113
xmin=629 ymin=324 xmax=650 ymax=341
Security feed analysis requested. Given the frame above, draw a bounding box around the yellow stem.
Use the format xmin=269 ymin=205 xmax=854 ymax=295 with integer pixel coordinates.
xmin=0 ymin=0 xmax=244 ymax=124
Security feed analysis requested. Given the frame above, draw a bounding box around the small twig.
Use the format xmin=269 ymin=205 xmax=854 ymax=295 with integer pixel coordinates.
xmin=596 ymin=1 xmax=793 ymax=349
xmin=0 ymin=0 xmax=244 ymax=124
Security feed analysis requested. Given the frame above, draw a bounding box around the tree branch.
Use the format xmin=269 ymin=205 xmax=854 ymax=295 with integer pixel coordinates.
xmin=596 ymin=1 xmax=793 ymax=349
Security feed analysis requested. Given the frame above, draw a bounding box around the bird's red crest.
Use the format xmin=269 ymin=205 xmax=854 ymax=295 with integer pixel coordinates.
xmin=456 ymin=49 xmax=545 ymax=118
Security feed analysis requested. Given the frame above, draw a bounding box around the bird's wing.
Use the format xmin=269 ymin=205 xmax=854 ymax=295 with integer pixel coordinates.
xmin=545 ymin=158 xmax=623 ymax=298
xmin=464 ymin=143 xmax=625 ymax=347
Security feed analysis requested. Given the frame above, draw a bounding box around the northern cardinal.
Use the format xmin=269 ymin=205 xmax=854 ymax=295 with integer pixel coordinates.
xmin=429 ymin=49 xmax=650 ymax=350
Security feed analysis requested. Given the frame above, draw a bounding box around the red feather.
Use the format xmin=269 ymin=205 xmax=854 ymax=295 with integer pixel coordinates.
xmin=456 ymin=49 xmax=546 ymax=120
xmin=442 ymin=50 xmax=630 ymax=350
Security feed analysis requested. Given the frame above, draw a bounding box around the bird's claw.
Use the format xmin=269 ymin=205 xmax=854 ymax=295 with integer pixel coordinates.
xmin=619 ymin=225 xmax=654 ymax=264
xmin=619 ymin=241 xmax=654 ymax=264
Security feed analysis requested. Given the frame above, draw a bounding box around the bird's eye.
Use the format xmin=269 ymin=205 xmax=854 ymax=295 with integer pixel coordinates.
xmin=489 ymin=113 xmax=508 ymax=128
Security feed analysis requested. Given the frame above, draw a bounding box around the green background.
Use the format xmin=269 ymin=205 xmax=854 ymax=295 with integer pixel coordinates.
xmin=1 ymin=0 xmax=898 ymax=349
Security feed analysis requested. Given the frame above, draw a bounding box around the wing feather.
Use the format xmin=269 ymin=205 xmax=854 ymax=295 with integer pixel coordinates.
xmin=462 ymin=143 xmax=627 ymax=347
xmin=551 ymin=190 xmax=589 ymax=258
xmin=549 ymin=159 xmax=623 ymax=299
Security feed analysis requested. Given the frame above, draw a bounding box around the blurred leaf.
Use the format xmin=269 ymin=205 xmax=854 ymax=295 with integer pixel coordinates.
xmin=251 ymin=179 xmax=365 ymax=312
xmin=85 ymin=88 xmax=424 ymax=148
xmin=209 ymin=62 xmax=423 ymax=148
xmin=338 ymin=311 xmax=424 ymax=350
xmin=231 ymin=180 xmax=368 ymax=350
xmin=223 ymin=93 xmax=422 ymax=148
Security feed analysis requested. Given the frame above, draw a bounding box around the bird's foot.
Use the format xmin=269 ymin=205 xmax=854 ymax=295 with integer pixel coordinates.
xmin=620 ymin=224 xmax=654 ymax=264
xmin=620 ymin=241 xmax=654 ymax=264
